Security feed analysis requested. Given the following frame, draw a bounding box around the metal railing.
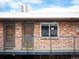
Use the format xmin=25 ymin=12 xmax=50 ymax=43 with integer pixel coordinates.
xmin=1 ymin=36 xmax=79 ymax=53
xmin=33 ymin=36 xmax=76 ymax=52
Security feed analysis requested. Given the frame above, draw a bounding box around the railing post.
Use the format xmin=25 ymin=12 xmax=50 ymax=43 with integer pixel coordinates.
xmin=73 ymin=36 xmax=76 ymax=56
xmin=49 ymin=37 xmax=52 ymax=59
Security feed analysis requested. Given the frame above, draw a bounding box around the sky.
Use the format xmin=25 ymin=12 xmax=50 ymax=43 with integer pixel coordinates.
xmin=0 ymin=0 xmax=79 ymax=12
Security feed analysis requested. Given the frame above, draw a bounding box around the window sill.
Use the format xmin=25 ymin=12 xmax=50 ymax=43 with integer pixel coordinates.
xmin=41 ymin=37 xmax=59 ymax=40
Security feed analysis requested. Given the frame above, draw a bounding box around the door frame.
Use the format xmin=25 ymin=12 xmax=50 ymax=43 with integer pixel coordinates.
xmin=3 ymin=21 xmax=15 ymax=50
xmin=22 ymin=21 xmax=34 ymax=50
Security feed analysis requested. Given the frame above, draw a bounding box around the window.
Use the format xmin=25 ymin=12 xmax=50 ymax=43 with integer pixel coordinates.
xmin=41 ymin=23 xmax=58 ymax=37
xmin=4 ymin=22 xmax=15 ymax=50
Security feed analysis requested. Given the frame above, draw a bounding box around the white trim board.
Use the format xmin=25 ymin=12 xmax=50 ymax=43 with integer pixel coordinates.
xmin=0 ymin=12 xmax=79 ymax=18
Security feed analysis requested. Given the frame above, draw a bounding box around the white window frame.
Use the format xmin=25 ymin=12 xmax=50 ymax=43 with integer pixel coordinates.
xmin=40 ymin=22 xmax=59 ymax=38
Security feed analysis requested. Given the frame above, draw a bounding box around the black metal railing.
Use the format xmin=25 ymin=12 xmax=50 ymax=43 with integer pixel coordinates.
xmin=1 ymin=36 xmax=79 ymax=53
xmin=33 ymin=36 xmax=75 ymax=52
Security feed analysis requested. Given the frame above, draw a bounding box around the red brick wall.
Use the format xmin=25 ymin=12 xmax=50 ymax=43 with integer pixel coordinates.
xmin=52 ymin=21 xmax=75 ymax=51
xmin=34 ymin=22 xmax=50 ymax=51
xmin=0 ymin=21 xmax=79 ymax=52
xmin=0 ymin=22 xmax=3 ymax=52
xmin=15 ymin=22 xmax=22 ymax=50
xmin=75 ymin=22 xmax=79 ymax=52
xmin=34 ymin=21 xmax=79 ymax=52
xmin=59 ymin=21 xmax=76 ymax=36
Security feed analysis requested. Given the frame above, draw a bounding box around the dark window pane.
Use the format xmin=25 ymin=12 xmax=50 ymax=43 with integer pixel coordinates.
xmin=50 ymin=24 xmax=57 ymax=37
xmin=41 ymin=24 xmax=49 ymax=37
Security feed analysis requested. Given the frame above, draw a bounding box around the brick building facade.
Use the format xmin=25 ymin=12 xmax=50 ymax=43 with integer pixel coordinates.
xmin=0 ymin=19 xmax=79 ymax=59
xmin=0 ymin=20 xmax=79 ymax=51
